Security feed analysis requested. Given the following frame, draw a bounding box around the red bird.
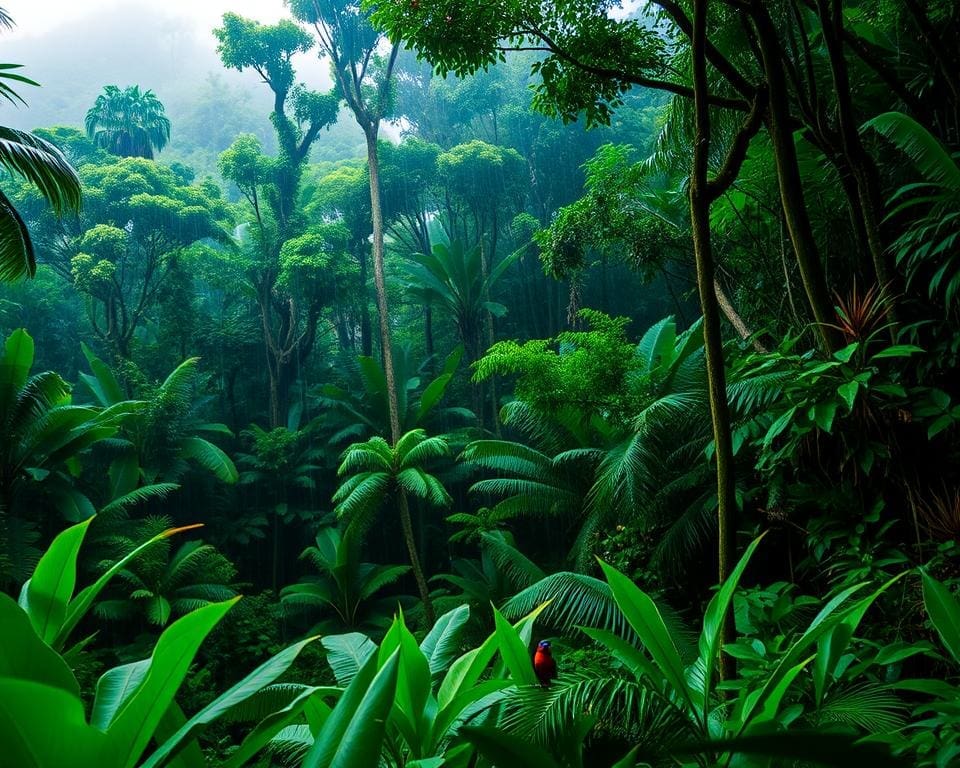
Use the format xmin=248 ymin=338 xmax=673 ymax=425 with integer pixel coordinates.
xmin=533 ymin=639 xmax=557 ymax=686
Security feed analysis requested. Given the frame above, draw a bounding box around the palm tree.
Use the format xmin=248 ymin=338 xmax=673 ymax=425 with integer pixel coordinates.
xmin=0 ymin=9 xmax=82 ymax=281
xmin=402 ymin=240 xmax=519 ymax=363
xmin=84 ymin=85 xmax=171 ymax=159
xmin=281 ymin=525 xmax=411 ymax=635
xmin=334 ymin=428 xmax=452 ymax=623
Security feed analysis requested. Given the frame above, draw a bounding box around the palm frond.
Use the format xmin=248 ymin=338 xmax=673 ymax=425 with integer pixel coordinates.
xmin=815 ymin=683 xmax=908 ymax=734
xmin=99 ymin=482 xmax=180 ymax=516
xmin=0 ymin=187 xmax=35 ymax=281
xmin=358 ymin=564 xmax=411 ymax=601
xmin=501 ymin=671 xmax=696 ymax=755
xmin=0 ymin=127 xmax=82 ymax=214
xmin=480 ymin=531 xmax=546 ymax=588
xmin=863 ymin=111 xmax=960 ymax=190
xmin=179 ymin=436 xmax=239 ymax=483
xmin=502 ymin=571 xmax=630 ymax=637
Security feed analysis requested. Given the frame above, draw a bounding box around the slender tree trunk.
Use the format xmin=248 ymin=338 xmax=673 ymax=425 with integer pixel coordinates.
xmin=366 ymin=128 xmax=401 ymax=442
xmin=816 ymin=0 xmax=898 ymax=304
xmin=399 ymin=490 xmax=434 ymax=625
xmin=751 ymin=2 xmax=838 ymax=351
xmin=424 ymin=305 xmax=435 ymax=370
xmin=692 ymin=0 xmax=762 ymax=679
xmin=366 ymin=126 xmax=434 ymax=623
xmin=358 ymin=247 xmax=372 ymax=357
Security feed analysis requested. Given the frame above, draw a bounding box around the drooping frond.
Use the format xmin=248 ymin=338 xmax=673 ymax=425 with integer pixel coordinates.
xmin=480 ymin=530 xmax=545 ymax=588
xmin=0 ymin=127 xmax=82 ymax=215
xmin=333 ymin=472 xmax=390 ymax=529
xmin=863 ymin=111 xmax=960 ymax=190
xmin=337 ymin=438 xmax=392 ymax=474
xmin=358 ymin=563 xmax=411 ymax=601
xmin=399 ymin=433 xmax=450 ymax=468
xmin=179 ymin=436 xmax=239 ymax=484
xmin=396 ymin=467 xmax=452 ymax=506
xmin=815 ymin=683 xmax=908 ymax=734
xmin=98 ymin=483 xmax=181 ymax=517
xmin=502 ymin=571 xmax=630 ymax=637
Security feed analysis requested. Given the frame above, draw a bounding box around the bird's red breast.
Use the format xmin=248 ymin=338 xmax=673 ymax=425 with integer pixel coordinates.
xmin=534 ymin=648 xmax=557 ymax=685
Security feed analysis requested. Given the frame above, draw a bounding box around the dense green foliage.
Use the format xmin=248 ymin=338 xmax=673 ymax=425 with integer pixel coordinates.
xmin=2 ymin=0 xmax=960 ymax=765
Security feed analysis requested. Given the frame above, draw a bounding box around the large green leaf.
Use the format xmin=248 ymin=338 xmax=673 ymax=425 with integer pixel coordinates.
xmin=142 ymin=635 xmax=321 ymax=768
xmin=598 ymin=560 xmax=695 ymax=714
xmin=420 ymin=604 xmax=470 ymax=676
xmin=0 ymin=328 xmax=34 ymax=419
xmin=91 ymin=659 xmax=151 ymax=730
xmin=0 ymin=679 xmax=107 ymax=768
xmin=493 ymin=604 xmax=538 ymax=686
xmin=80 ymin=342 xmax=125 ymax=407
xmin=102 ymin=598 xmax=239 ymax=768
xmin=56 ymin=523 xmax=203 ymax=649
xmin=302 ymin=649 xmax=401 ymax=768
xmin=380 ymin=615 xmax=432 ymax=751
xmin=921 ymin=570 xmax=960 ymax=665
xmin=179 ymin=436 xmax=238 ymax=484
xmin=0 ymin=593 xmax=80 ymax=696
xmin=438 ymin=602 xmax=549 ymax=709
xmin=322 ymin=632 xmax=378 ymax=686
xmin=862 ymin=111 xmax=960 ymax=190
xmin=223 ymin=686 xmax=338 ymax=768
xmin=697 ymin=534 xmax=765 ymax=719
xmin=18 ymin=518 xmax=92 ymax=644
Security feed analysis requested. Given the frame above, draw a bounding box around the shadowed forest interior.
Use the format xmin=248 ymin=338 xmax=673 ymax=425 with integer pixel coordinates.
xmin=2 ymin=1 xmax=960 ymax=766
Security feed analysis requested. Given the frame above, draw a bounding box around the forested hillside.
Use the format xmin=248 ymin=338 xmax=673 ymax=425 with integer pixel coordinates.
xmin=1 ymin=1 xmax=959 ymax=766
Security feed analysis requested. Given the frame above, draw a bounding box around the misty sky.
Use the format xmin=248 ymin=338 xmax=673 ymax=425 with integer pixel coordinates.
xmin=4 ymin=0 xmax=292 ymax=41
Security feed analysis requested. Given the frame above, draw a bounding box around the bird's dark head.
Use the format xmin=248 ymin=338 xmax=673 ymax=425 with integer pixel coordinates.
xmin=537 ymin=640 xmax=551 ymax=651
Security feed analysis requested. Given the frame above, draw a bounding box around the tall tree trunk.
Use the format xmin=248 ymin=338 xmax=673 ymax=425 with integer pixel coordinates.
xmin=751 ymin=3 xmax=838 ymax=351
xmin=692 ymin=0 xmax=769 ymax=679
xmin=398 ymin=491 xmax=434 ymax=624
xmin=366 ymin=126 xmax=434 ymax=624
xmin=816 ymin=0 xmax=897 ymax=304
xmin=358 ymin=247 xmax=372 ymax=357
xmin=366 ymin=128 xmax=401 ymax=442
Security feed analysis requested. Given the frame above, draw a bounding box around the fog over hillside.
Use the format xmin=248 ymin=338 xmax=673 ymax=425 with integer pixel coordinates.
xmin=3 ymin=2 xmax=364 ymax=173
